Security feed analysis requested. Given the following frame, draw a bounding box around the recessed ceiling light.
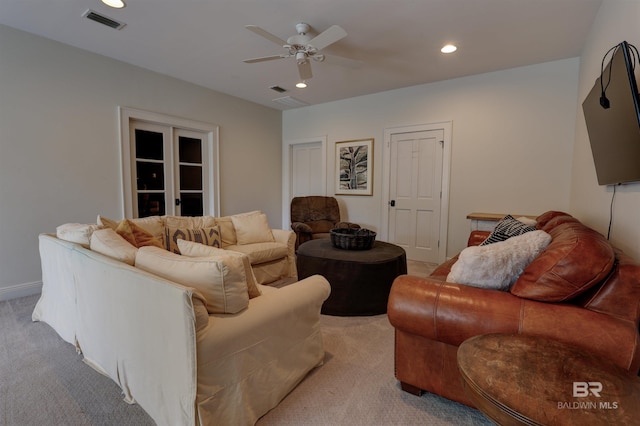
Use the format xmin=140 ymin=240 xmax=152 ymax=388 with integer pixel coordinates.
xmin=102 ymin=0 xmax=126 ymax=8
xmin=296 ymin=81 xmax=308 ymax=89
xmin=441 ymin=44 xmax=457 ymax=54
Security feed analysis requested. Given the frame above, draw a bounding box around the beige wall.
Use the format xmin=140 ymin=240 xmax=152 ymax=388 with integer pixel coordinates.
xmin=570 ymin=0 xmax=640 ymax=258
xmin=5 ymin=1 xmax=636 ymax=301
xmin=283 ymin=58 xmax=579 ymax=258
xmin=0 ymin=24 xmax=282 ymax=300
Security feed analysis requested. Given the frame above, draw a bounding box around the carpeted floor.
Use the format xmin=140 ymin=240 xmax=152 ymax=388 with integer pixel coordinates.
xmin=1 ymin=264 xmax=492 ymax=426
xmin=0 ymin=295 xmax=154 ymax=426
xmin=258 ymin=314 xmax=492 ymax=426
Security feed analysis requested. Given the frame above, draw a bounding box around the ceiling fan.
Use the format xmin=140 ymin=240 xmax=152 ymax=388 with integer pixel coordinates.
xmin=243 ymin=22 xmax=348 ymax=81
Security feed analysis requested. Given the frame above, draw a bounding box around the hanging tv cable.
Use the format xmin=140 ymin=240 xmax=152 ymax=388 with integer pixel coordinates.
xmin=600 ymin=42 xmax=640 ymax=109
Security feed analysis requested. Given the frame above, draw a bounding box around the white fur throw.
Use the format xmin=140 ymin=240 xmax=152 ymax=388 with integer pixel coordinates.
xmin=447 ymin=230 xmax=552 ymax=290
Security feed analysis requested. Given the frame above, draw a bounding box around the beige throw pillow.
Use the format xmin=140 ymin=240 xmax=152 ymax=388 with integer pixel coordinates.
xmin=90 ymin=228 xmax=138 ymax=265
xmin=135 ymin=246 xmax=249 ymax=314
xmin=214 ymin=216 xmax=237 ymax=247
xmin=231 ymin=211 xmax=275 ymax=245
xmin=98 ymin=215 xmax=165 ymax=245
xmin=177 ymin=239 xmax=262 ymax=299
xmin=116 ymin=219 xmax=164 ymax=249
xmin=130 ymin=216 xmax=165 ymax=242
xmin=97 ymin=215 xmax=119 ymax=230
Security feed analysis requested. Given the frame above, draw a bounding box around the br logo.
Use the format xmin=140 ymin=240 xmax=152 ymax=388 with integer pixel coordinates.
xmin=573 ymin=382 xmax=602 ymax=397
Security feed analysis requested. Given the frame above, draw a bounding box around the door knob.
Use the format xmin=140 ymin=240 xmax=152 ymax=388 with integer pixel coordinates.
xmin=389 ymin=200 xmax=395 ymax=207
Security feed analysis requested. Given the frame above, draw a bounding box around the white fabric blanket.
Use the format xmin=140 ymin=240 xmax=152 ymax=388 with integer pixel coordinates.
xmin=447 ymin=230 xmax=551 ymax=290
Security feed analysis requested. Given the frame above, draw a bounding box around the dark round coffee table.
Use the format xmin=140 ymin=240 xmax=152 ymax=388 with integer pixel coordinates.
xmin=457 ymin=333 xmax=640 ymax=426
xmin=296 ymin=239 xmax=407 ymax=316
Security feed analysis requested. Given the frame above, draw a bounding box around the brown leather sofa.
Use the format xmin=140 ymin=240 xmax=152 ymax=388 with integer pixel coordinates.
xmin=290 ymin=196 xmax=359 ymax=249
xmin=387 ymin=211 xmax=640 ymax=406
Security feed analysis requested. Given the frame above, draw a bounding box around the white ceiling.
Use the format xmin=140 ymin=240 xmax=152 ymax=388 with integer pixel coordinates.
xmin=0 ymin=0 xmax=602 ymax=110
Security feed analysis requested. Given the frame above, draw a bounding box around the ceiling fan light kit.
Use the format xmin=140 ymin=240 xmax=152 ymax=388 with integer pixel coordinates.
xmin=102 ymin=0 xmax=125 ymax=8
xmin=295 ymin=51 xmax=307 ymax=64
xmin=244 ymin=22 xmax=348 ymax=83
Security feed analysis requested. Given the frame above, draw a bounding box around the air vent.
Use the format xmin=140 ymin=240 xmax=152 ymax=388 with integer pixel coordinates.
xmin=272 ymin=96 xmax=309 ymax=108
xmin=270 ymin=86 xmax=288 ymax=93
xmin=82 ymin=9 xmax=126 ymax=30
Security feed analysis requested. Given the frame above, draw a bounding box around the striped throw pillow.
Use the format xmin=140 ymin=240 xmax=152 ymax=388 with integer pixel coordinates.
xmin=480 ymin=215 xmax=537 ymax=246
xmin=164 ymin=225 xmax=222 ymax=254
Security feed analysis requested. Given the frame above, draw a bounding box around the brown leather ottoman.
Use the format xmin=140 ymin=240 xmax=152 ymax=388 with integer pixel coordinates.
xmin=457 ymin=333 xmax=640 ymax=426
xmin=296 ymin=239 xmax=407 ymax=316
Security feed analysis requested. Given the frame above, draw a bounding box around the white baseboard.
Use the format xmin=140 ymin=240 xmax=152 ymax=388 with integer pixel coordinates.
xmin=0 ymin=281 xmax=42 ymax=302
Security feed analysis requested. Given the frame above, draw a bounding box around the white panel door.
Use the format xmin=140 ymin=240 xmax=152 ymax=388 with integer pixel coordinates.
xmin=173 ymin=128 xmax=209 ymax=217
xmin=291 ymin=142 xmax=324 ymax=196
xmin=388 ymin=129 xmax=444 ymax=262
xmin=130 ymin=121 xmax=171 ymax=217
xmin=130 ymin=120 xmax=211 ymax=218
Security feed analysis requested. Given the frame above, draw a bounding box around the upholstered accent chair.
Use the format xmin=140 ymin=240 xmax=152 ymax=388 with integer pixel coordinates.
xmin=290 ymin=196 xmax=360 ymax=249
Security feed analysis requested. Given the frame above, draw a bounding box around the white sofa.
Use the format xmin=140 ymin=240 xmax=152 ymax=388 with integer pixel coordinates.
xmin=54 ymin=211 xmax=298 ymax=286
xmin=32 ymin=215 xmax=331 ymax=425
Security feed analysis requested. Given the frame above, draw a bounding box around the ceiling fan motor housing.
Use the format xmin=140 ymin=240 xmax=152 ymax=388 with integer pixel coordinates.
xmin=287 ymin=31 xmax=316 ymax=64
xmin=295 ymin=22 xmax=310 ymax=35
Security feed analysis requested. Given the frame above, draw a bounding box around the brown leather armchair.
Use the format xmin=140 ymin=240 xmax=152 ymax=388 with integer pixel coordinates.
xmin=388 ymin=211 xmax=640 ymax=407
xmin=290 ymin=196 xmax=359 ymax=249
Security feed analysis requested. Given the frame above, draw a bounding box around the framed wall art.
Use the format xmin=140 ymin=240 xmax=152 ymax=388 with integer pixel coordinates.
xmin=335 ymin=138 xmax=373 ymax=196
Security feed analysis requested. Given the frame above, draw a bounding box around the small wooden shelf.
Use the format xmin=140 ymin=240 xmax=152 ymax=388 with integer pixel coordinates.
xmin=466 ymin=212 xmax=507 ymax=222
xmin=466 ymin=212 xmax=537 ymax=221
xmin=467 ymin=212 xmax=537 ymax=231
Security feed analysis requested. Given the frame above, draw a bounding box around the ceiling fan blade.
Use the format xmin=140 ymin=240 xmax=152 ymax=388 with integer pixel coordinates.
xmin=308 ymin=25 xmax=347 ymax=50
xmin=243 ymin=54 xmax=289 ymax=63
xmin=245 ymin=25 xmax=287 ymax=46
xmin=298 ymin=60 xmax=313 ymax=80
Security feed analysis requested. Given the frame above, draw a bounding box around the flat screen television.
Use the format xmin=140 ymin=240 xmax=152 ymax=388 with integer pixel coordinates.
xmin=582 ymin=41 xmax=640 ymax=186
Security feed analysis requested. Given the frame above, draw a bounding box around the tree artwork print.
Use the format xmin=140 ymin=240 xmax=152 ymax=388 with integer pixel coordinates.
xmin=335 ymin=139 xmax=373 ymax=195
xmin=339 ymin=145 xmax=367 ymax=189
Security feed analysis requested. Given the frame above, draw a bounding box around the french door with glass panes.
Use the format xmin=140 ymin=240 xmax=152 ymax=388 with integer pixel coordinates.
xmin=131 ymin=120 xmax=210 ymax=218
